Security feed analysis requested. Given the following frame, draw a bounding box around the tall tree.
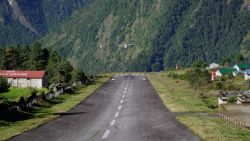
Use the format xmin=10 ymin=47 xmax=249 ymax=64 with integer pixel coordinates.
xmin=29 ymin=42 xmax=48 ymax=70
xmin=3 ymin=47 xmax=18 ymax=70
xmin=0 ymin=77 xmax=10 ymax=102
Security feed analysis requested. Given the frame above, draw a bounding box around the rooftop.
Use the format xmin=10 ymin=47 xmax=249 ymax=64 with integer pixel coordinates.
xmin=0 ymin=70 xmax=45 ymax=79
xmin=236 ymin=64 xmax=250 ymax=70
xmin=218 ymin=68 xmax=237 ymax=75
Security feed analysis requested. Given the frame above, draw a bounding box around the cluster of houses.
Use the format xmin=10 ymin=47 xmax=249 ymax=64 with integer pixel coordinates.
xmin=0 ymin=70 xmax=46 ymax=88
xmin=209 ymin=63 xmax=250 ymax=81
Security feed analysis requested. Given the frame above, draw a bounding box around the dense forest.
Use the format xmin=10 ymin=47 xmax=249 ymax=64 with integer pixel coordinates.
xmin=1 ymin=0 xmax=250 ymax=74
xmin=0 ymin=43 xmax=74 ymax=84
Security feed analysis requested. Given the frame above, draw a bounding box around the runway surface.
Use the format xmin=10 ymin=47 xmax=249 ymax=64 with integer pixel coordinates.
xmin=10 ymin=75 xmax=200 ymax=141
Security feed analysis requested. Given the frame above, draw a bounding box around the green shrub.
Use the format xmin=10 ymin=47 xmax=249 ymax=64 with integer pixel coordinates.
xmin=182 ymin=68 xmax=210 ymax=87
xmin=31 ymin=89 xmax=37 ymax=95
xmin=214 ymin=81 xmax=223 ymax=89
xmin=18 ymin=97 xmax=25 ymax=104
xmin=226 ymin=73 xmax=234 ymax=79
xmin=207 ymin=103 xmax=218 ymax=109
xmin=227 ymin=96 xmax=236 ymax=104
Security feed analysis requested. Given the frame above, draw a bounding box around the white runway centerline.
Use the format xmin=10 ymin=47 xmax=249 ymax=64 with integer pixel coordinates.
xmin=110 ymin=120 xmax=116 ymax=126
xmin=122 ymin=95 xmax=125 ymax=99
xmin=102 ymin=130 xmax=110 ymax=139
xmin=120 ymin=99 xmax=124 ymax=104
xmin=115 ymin=112 xmax=119 ymax=118
xmin=118 ymin=105 xmax=122 ymax=110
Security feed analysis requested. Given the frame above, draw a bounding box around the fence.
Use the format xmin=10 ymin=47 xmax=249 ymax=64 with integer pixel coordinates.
xmin=0 ymin=84 xmax=73 ymax=115
xmin=219 ymin=113 xmax=250 ymax=130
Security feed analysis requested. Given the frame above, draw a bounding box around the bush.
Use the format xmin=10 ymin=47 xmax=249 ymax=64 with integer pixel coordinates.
xmin=182 ymin=68 xmax=210 ymax=87
xmin=207 ymin=103 xmax=218 ymax=109
xmin=18 ymin=97 xmax=25 ymax=104
xmin=0 ymin=77 xmax=10 ymax=94
xmin=226 ymin=73 xmax=234 ymax=79
xmin=227 ymin=96 xmax=236 ymax=104
xmin=31 ymin=89 xmax=37 ymax=95
xmin=214 ymin=81 xmax=223 ymax=89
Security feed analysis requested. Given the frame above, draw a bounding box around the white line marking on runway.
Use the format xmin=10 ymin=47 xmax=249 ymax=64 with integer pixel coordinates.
xmin=115 ymin=112 xmax=119 ymax=118
xmin=102 ymin=130 xmax=110 ymax=139
xmin=124 ymin=90 xmax=126 ymax=94
xmin=120 ymin=99 xmax=124 ymax=104
xmin=110 ymin=120 xmax=116 ymax=126
xmin=111 ymin=79 xmax=115 ymax=81
xmin=122 ymin=95 xmax=125 ymax=99
xmin=118 ymin=105 xmax=122 ymax=110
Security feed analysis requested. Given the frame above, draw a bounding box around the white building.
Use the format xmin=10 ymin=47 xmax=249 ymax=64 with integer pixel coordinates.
xmin=209 ymin=63 xmax=220 ymax=69
xmin=0 ymin=70 xmax=46 ymax=88
xmin=245 ymin=69 xmax=250 ymax=80
xmin=233 ymin=64 xmax=250 ymax=76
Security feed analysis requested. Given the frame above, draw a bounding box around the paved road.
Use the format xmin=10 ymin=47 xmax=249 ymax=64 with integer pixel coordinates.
xmin=10 ymin=75 xmax=200 ymax=141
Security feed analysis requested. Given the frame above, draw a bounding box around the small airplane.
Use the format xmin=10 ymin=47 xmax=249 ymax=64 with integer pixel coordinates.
xmin=117 ymin=43 xmax=135 ymax=49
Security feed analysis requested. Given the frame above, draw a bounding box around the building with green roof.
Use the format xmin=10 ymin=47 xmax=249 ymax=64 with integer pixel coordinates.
xmin=216 ymin=68 xmax=237 ymax=76
xmin=233 ymin=64 xmax=250 ymax=76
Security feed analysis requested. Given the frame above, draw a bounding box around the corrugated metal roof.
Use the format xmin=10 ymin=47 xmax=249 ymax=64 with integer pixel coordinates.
xmin=0 ymin=70 xmax=45 ymax=79
xmin=237 ymin=64 xmax=250 ymax=70
xmin=218 ymin=68 xmax=237 ymax=75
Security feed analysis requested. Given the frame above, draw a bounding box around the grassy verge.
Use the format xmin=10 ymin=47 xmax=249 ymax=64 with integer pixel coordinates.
xmin=147 ymin=72 xmax=250 ymax=141
xmin=3 ymin=88 xmax=48 ymax=102
xmin=0 ymin=75 xmax=110 ymax=141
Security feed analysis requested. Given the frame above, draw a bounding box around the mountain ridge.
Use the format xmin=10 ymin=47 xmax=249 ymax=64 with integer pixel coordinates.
xmin=0 ymin=0 xmax=89 ymax=46
xmin=1 ymin=0 xmax=250 ymax=74
xmin=42 ymin=0 xmax=250 ymax=74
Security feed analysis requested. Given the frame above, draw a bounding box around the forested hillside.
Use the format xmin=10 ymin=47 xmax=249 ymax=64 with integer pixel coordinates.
xmin=1 ymin=0 xmax=250 ymax=74
xmin=40 ymin=0 xmax=250 ymax=74
xmin=0 ymin=0 xmax=88 ymax=46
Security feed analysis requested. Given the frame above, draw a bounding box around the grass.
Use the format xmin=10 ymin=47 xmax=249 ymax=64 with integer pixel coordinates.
xmin=2 ymin=87 xmax=48 ymax=102
xmin=147 ymin=72 xmax=250 ymax=141
xmin=0 ymin=75 xmax=110 ymax=141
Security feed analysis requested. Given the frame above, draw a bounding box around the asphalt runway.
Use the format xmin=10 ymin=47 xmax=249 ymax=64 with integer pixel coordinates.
xmin=9 ymin=75 xmax=200 ymax=141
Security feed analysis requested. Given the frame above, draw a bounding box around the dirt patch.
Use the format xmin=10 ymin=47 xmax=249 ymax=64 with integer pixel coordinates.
xmin=222 ymin=104 xmax=250 ymax=123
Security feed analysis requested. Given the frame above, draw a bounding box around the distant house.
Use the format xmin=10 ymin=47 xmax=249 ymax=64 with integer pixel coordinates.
xmin=245 ymin=69 xmax=250 ymax=80
xmin=0 ymin=70 xmax=46 ymax=88
xmin=209 ymin=63 xmax=220 ymax=69
xmin=233 ymin=64 xmax=250 ymax=76
xmin=208 ymin=63 xmax=221 ymax=81
xmin=216 ymin=68 xmax=237 ymax=77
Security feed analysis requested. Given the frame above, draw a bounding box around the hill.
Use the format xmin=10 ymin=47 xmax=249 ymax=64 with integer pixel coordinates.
xmin=41 ymin=0 xmax=250 ymax=74
xmin=1 ymin=0 xmax=250 ymax=74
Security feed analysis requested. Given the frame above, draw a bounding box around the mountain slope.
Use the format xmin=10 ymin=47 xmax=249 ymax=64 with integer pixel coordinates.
xmin=0 ymin=0 xmax=88 ymax=46
xmin=41 ymin=0 xmax=196 ymax=73
xmin=41 ymin=0 xmax=250 ymax=74
xmin=1 ymin=0 xmax=250 ymax=74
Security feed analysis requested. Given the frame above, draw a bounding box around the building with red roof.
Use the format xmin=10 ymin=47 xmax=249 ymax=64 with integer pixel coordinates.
xmin=0 ymin=70 xmax=46 ymax=88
